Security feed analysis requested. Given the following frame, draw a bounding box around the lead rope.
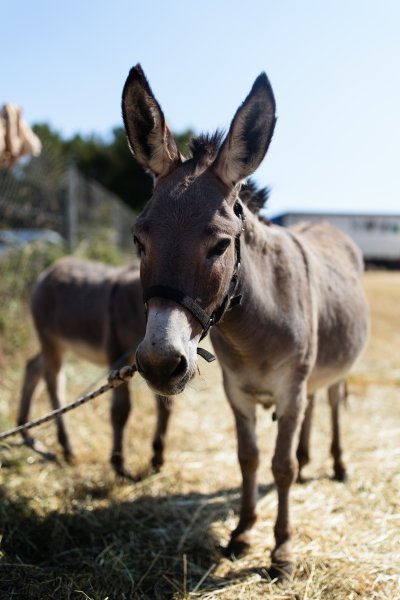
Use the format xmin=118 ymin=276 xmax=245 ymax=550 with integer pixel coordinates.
xmin=0 ymin=365 xmax=137 ymax=442
xmin=0 ymin=345 xmax=216 ymax=443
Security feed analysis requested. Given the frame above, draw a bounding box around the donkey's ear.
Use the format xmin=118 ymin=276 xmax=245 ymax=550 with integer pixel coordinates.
xmin=122 ymin=64 xmax=182 ymax=178
xmin=213 ymin=73 xmax=276 ymax=188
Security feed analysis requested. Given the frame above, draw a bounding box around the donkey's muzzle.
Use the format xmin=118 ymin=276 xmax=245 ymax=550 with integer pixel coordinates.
xmin=135 ymin=346 xmax=190 ymax=395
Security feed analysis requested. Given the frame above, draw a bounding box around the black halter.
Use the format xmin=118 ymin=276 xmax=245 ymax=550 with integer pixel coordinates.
xmin=143 ymin=200 xmax=245 ymax=363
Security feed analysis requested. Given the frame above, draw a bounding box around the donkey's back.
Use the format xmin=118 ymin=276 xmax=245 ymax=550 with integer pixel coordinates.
xmin=31 ymin=256 xmax=144 ymax=364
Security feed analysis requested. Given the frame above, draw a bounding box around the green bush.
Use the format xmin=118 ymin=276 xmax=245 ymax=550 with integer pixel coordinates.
xmin=0 ymin=238 xmax=127 ymax=358
xmin=0 ymin=242 xmax=66 ymax=356
xmin=1 ymin=242 xmax=66 ymax=297
xmin=74 ymin=235 xmax=124 ymax=266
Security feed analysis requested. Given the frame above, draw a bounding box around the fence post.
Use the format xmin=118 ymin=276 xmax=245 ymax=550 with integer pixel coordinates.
xmin=67 ymin=162 xmax=78 ymax=252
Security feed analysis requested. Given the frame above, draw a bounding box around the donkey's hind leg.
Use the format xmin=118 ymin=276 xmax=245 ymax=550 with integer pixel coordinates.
xmin=296 ymin=393 xmax=315 ymax=482
xmin=42 ymin=344 xmax=74 ymax=462
xmin=18 ymin=352 xmax=44 ymax=446
xmin=151 ymin=395 xmax=173 ymax=470
xmin=328 ymin=379 xmax=347 ymax=482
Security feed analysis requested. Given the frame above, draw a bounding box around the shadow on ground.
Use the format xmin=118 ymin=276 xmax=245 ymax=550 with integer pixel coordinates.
xmin=0 ymin=481 xmax=275 ymax=599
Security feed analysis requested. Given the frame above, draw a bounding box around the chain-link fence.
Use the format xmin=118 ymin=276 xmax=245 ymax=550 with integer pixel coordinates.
xmin=65 ymin=164 xmax=135 ymax=253
xmin=0 ymin=159 xmax=135 ymax=253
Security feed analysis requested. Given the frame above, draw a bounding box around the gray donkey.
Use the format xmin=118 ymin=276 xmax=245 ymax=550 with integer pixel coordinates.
xmin=121 ymin=64 xmax=369 ymax=576
xmin=18 ymin=256 xmax=172 ymax=478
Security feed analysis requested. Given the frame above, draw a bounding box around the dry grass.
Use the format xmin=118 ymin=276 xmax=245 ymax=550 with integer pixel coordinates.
xmin=1 ymin=271 xmax=400 ymax=599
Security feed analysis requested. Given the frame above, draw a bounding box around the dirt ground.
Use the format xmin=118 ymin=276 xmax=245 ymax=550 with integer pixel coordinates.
xmin=0 ymin=271 xmax=399 ymax=599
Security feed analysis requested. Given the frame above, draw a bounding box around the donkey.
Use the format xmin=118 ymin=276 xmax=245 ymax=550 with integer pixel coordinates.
xmin=121 ymin=65 xmax=369 ymax=575
xmin=18 ymin=256 xmax=172 ymax=478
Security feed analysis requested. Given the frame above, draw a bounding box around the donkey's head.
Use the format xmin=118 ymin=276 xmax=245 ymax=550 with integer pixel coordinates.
xmin=122 ymin=64 xmax=276 ymax=395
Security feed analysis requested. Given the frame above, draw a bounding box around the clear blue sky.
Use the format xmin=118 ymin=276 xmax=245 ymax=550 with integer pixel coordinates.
xmin=3 ymin=0 xmax=400 ymax=216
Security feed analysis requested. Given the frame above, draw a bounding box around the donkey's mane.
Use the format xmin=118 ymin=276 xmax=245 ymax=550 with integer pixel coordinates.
xmin=188 ymin=132 xmax=270 ymax=223
xmin=240 ymin=179 xmax=270 ymax=217
xmin=188 ymin=130 xmax=224 ymax=168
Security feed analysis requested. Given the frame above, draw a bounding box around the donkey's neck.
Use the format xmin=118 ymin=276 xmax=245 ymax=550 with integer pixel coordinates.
xmin=212 ymin=211 xmax=310 ymax=362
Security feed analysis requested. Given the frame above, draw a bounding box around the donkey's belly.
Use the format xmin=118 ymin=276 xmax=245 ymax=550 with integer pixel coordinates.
xmin=308 ymin=318 xmax=368 ymax=393
xmin=66 ymin=339 xmax=108 ymax=366
xmin=307 ymin=365 xmax=351 ymax=394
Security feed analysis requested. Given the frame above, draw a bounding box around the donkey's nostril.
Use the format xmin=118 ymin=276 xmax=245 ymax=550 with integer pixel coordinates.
xmin=171 ymin=355 xmax=188 ymax=379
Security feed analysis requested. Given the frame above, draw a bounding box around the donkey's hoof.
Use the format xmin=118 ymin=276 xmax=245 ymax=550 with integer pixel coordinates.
xmin=111 ymin=455 xmax=125 ymax=474
xmin=113 ymin=462 xmax=134 ymax=480
xmin=42 ymin=450 xmax=58 ymax=462
xmin=23 ymin=437 xmax=58 ymax=463
xmin=296 ymin=471 xmax=306 ymax=484
xmin=112 ymin=454 xmax=144 ymax=482
xmin=64 ymin=451 xmax=77 ymax=465
xmin=115 ymin=468 xmax=140 ymax=482
xmin=333 ymin=467 xmax=347 ymax=482
xmin=223 ymin=536 xmax=251 ymax=560
xmin=114 ymin=463 xmax=155 ymax=483
xmin=151 ymin=455 xmax=164 ymax=472
xmin=267 ymin=560 xmax=293 ymax=582
xmin=22 ymin=435 xmax=36 ymax=449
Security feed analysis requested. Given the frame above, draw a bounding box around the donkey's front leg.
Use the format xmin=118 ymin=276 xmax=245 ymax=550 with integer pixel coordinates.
xmin=271 ymin=384 xmax=307 ymax=575
xmin=225 ymin=396 xmax=259 ymax=557
xmin=110 ymin=384 xmax=131 ymax=477
xmin=151 ymin=395 xmax=173 ymax=470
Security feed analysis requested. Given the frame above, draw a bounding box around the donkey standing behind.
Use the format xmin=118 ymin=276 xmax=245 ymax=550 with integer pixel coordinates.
xmin=18 ymin=256 xmax=172 ymax=477
xmin=121 ymin=65 xmax=369 ymax=575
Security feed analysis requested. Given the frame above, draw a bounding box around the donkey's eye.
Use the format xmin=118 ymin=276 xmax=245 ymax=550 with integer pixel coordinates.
xmin=207 ymin=238 xmax=230 ymax=259
xmin=133 ymin=235 xmax=145 ymax=256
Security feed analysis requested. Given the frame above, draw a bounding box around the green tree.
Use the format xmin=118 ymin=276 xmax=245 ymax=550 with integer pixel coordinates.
xmin=30 ymin=124 xmax=194 ymax=212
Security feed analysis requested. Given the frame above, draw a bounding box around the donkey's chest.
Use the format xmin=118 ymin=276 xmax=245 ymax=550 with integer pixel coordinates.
xmin=222 ymin=364 xmax=295 ymax=412
xmin=240 ymin=384 xmax=275 ymax=408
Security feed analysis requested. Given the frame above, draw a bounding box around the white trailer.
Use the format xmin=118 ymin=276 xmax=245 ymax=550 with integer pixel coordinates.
xmin=271 ymin=212 xmax=400 ymax=266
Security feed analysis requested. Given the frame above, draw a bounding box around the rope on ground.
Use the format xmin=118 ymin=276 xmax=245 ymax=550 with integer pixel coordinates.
xmin=0 ymin=364 xmax=137 ymax=442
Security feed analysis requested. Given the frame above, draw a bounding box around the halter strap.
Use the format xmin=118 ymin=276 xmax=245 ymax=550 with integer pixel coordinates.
xmin=143 ymin=285 xmax=210 ymax=331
